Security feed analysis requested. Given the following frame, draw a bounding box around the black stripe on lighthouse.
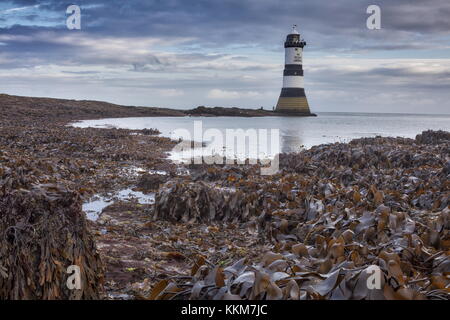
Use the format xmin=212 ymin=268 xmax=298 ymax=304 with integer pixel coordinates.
xmin=284 ymin=64 xmax=303 ymax=70
xmin=279 ymin=88 xmax=306 ymax=97
xmin=283 ymin=64 xmax=304 ymax=76
xmin=284 ymin=69 xmax=304 ymax=76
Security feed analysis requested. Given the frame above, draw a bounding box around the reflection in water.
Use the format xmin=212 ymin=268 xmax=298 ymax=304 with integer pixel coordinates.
xmin=281 ymin=129 xmax=304 ymax=154
xmin=73 ymin=113 xmax=450 ymax=162
xmin=83 ymin=189 xmax=155 ymax=221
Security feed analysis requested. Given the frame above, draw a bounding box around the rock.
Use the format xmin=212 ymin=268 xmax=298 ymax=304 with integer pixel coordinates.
xmin=415 ymin=130 xmax=450 ymax=145
xmin=137 ymin=173 xmax=167 ymax=191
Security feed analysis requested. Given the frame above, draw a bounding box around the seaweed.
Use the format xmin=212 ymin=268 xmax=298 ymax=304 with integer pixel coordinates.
xmin=0 ymin=158 xmax=104 ymax=299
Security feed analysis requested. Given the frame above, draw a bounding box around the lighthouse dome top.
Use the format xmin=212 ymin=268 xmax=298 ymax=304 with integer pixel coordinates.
xmin=284 ymin=25 xmax=306 ymax=48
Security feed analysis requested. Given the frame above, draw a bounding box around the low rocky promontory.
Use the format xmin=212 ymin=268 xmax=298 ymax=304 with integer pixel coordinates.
xmin=0 ymin=93 xmax=314 ymax=122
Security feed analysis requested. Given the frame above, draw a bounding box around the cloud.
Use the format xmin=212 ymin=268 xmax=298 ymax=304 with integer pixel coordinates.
xmin=207 ymin=89 xmax=261 ymax=100
xmin=0 ymin=0 xmax=449 ymax=113
xmin=1 ymin=4 xmax=40 ymax=14
xmin=157 ymin=89 xmax=184 ymax=97
xmin=303 ymin=58 xmax=450 ymax=113
xmin=3 ymin=0 xmax=450 ymax=51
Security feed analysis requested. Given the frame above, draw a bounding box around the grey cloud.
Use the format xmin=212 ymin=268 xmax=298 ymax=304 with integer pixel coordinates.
xmin=4 ymin=0 xmax=450 ymax=49
xmin=61 ymin=70 xmax=100 ymax=74
xmin=1 ymin=0 xmax=449 ymax=114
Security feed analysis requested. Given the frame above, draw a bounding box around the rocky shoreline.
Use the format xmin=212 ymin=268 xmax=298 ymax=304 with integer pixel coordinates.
xmin=0 ymin=94 xmax=448 ymax=300
xmin=1 ymin=93 xmax=315 ymax=120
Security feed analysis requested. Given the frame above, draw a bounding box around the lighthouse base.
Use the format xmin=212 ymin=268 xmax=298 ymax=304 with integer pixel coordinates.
xmin=275 ymin=96 xmax=312 ymax=115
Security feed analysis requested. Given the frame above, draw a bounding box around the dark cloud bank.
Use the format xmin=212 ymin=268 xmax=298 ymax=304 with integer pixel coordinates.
xmin=1 ymin=0 xmax=449 ymax=113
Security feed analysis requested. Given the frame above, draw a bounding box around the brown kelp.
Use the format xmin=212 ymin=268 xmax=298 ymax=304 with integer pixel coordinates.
xmin=149 ymin=132 xmax=449 ymax=300
xmin=154 ymin=181 xmax=261 ymax=223
xmin=0 ymin=156 xmax=104 ymax=299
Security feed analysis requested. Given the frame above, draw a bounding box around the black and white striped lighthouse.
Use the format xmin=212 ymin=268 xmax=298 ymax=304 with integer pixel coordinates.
xmin=275 ymin=25 xmax=312 ymax=115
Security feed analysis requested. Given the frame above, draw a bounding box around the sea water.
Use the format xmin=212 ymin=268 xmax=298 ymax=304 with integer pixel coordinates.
xmin=73 ymin=112 xmax=450 ymax=161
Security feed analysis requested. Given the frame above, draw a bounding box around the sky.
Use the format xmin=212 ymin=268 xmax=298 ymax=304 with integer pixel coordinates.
xmin=1 ymin=0 xmax=450 ymax=114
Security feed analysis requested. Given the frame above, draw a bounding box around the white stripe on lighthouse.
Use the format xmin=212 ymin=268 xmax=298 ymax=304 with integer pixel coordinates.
xmin=285 ymin=47 xmax=303 ymax=65
xmin=282 ymin=76 xmax=304 ymax=88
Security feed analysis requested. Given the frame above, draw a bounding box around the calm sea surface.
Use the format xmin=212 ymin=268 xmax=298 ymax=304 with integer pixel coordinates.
xmin=73 ymin=112 xmax=450 ymax=161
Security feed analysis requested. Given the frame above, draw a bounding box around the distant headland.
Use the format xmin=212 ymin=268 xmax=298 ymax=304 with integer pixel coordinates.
xmin=0 ymin=94 xmax=316 ymax=122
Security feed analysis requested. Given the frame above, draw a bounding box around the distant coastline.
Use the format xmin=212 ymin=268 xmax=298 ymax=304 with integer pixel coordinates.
xmin=0 ymin=93 xmax=315 ymax=121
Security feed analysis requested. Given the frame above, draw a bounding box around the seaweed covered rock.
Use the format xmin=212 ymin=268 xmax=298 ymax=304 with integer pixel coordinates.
xmin=153 ymin=181 xmax=261 ymax=223
xmin=136 ymin=173 xmax=167 ymax=191
xmin=416 ymin=130 xmax=450 ymax=145
xmin=152 ymin=238 xmax=449 ymax=300
xmin=280 ymin=131 xmax=449 ymax=173
xmin=141 ymin=128 xmax=161 ymax=135
xmin=149 ymin=132 xmax=450 ymax=300
xmin=151 ymin=203 xmax=450 ymax=300
xmin=0 ymin=158 xmax=104 ymax=300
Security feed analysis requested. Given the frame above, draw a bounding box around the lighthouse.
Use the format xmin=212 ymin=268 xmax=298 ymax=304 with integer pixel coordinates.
xmin=275 ymin=25 xmax=313 ymax=115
